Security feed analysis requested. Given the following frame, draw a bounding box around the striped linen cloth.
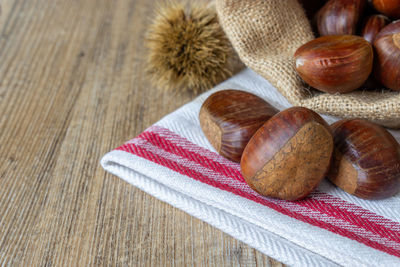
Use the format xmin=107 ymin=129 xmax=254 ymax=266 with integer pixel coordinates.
xmin=101 ymin=69 xmax=400 ymax=266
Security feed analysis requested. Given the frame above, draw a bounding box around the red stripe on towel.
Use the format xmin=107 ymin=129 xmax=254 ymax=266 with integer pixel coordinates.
xmin=116 ymin=126 xmax=400 ymax=257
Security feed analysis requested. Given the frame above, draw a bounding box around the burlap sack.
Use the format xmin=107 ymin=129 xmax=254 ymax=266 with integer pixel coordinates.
xmin=216 ymin=0 xmax=400 ymax=128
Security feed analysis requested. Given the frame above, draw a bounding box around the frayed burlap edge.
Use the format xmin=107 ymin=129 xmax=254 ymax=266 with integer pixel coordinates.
xmin=216 ymin=0 xmax=400 ymax=128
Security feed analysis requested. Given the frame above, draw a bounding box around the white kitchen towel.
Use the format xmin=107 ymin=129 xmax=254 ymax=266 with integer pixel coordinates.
xmin=101 ymin=68 xmax=400 ymax=267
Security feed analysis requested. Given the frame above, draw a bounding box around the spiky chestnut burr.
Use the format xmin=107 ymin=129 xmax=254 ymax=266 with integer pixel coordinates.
xmin=145 ymin=1 xmax=234 ymax=92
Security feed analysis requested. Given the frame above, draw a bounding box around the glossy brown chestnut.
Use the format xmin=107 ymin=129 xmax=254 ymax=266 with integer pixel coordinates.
xmin=316 ymin=0 xmax=366 ymax=36
xmin=199 ymin=90 xmax=278 ymax=162
xmin=241 ymin=107 xmax=334 ymax=201
xmin=294 ymin=35 xmax=373 ymax=94
xmin=327 ymin=119 xmax=400 ymax=199
xmin=373 ymin=20 xmax=400 ymax=91
xmin=370 ymin=0 xmax=400 ymax=19
xmin=362 ymin=14 xmax=390 ymax=43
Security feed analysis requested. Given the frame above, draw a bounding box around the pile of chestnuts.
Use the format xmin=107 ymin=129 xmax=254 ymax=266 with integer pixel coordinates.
xmin=200 ymin=90 xmax=400 ymax=201
xmin=199 ymin=0 xmax=400 ymax=201
xmin=295 ymin=0 xmax=400 ymax=93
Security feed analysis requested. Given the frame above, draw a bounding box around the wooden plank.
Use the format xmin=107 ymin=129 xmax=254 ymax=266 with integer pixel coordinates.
xmin=0 ymin=0 xmax=286 ymax=266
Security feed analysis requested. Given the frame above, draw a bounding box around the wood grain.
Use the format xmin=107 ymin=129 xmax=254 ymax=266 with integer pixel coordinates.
xmin=0 ymin=0 xmax=286 ymax=266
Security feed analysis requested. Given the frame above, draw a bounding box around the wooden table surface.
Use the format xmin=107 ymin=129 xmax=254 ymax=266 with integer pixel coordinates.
xmin=0 ymin=1 xmax=285 ymax=265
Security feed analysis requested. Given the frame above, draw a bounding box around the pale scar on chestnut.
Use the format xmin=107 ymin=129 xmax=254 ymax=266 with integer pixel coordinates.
xmin=250 ymin=122 xmax=333 ymax=200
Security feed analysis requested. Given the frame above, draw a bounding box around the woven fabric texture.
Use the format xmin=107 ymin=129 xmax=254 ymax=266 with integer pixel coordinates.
xmin=101 ymin=69 xmax=400 ymax=266
xmin=215 ymin=0 xmax=400 ymax=128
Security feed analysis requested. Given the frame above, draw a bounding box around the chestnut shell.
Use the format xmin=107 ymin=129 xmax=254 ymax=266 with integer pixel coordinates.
xmin=373 ymin=20 xmax=400 ymax=91
xmin=294 ymin=35 xmax=373 ymax=94
xmin=317 ymin=0 xmax=366 ymax=36
xmin=361 ymin=14 xmax=390 ymax=43
xmin=370 ymin=0 xmax=400 ymax=19
xmin=328 ymin=119 xmax=400 ymax=199
xmin=241 ymin=107 xmax=333 ymax=200
xmin=199 ymin=90 xmax=277 ymax=162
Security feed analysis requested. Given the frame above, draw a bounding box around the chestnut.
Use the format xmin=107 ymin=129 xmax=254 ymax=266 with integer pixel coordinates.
xmin=316 ymin=0 xmax=366 ymax=36
xmin=199 ymin=90 xmax=278 ymax=162
xmin=361 ymin=14 xmax=390 ymax=43
xmin=373 ymin=20 xmax=400 ymax=91
xmin=370 ymin=0 xmax=400 ymax=19
xmin=241 ymin=107 xmax=334 ymax=201
xmin=294 ymin=35 xmax=373 ymax=94
xmin=327 ymin=119 xmax=400 ymax=199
